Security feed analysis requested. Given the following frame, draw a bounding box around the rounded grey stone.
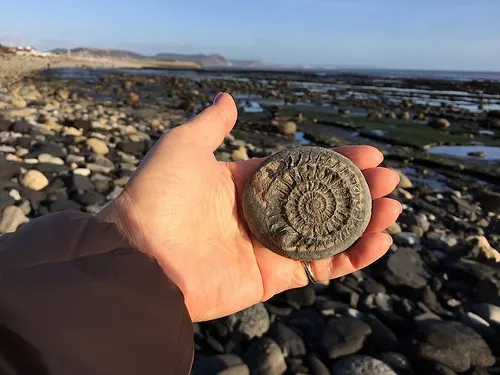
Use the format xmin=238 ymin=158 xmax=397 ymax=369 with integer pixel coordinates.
xmin=331 ymin=355 xmax=397 ymax=375
xmin=242 ymin=146 xmax=372 ymax=261
xmin=226 ymin=303 xmax=270 ymax=339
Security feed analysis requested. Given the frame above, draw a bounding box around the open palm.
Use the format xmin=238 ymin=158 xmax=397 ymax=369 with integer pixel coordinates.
xmin=97 ymin=93 xmax=401 ymax=322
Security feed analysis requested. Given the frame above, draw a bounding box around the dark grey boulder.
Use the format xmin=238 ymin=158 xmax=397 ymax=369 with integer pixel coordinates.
xmin=243 ymin=337 xmax=287 ymax=375
xmin=319 ymin=316 xmax=372 ymax=359
xmin=410 ymin=321 xmax=495 ymax=373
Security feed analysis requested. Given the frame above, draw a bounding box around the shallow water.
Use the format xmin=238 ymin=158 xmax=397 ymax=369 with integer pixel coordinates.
xmin=400 ymin=167 xmax=451 ymax=192
xmin=479 ymin=130 xmax=496 ymax=136
xmin=235 ymin=95 xmax=285 ymax=107
xmin=428 ymin=145 xmax=500 ymax=160
xmin=294 ymin=132 xmax=311 ymax=145
xmin=240 ymin=101 xmax=264 ymax=113
xmin=369 ymin=129 xmax=388 ymax=137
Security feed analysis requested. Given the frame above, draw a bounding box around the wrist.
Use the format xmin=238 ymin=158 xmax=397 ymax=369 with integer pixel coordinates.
xmin=96 ymin=191 xmax=147 ymax=255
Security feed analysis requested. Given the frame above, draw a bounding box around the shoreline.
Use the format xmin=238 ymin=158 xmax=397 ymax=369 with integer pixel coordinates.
xmin=0 ymin=54 xmax=201 ymax=87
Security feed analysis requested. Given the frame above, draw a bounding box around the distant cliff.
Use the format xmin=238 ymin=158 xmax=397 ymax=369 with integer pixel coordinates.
xmin=154 ymin=53 xmax=228 ymax=66
xmin=50 ymin=47 xmax=264 ymax=67
xmin=0 ymin=44 xmax=14 ymax=54
xmin=51 ymin=48 xmax=144 ymax=60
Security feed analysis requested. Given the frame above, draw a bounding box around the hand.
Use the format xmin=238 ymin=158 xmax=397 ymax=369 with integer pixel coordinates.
xmin=97 ymin=93 xmax=401 ymax=322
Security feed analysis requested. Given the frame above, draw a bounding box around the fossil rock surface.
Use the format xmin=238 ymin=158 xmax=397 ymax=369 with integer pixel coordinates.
xmin=242 ymin=146 xmax=372 ymax=261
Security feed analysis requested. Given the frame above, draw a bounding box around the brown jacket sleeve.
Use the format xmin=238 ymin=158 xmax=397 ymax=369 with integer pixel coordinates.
xmin=0 ymin=210 xmax=194 ymax=375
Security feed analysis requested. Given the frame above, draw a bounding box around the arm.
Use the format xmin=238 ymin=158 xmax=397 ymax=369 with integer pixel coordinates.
xmin=0 ymin=210 xmax=193 ymax=375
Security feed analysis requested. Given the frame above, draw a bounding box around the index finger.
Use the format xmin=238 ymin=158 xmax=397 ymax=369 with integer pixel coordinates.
xmin=334 ymin=145 xmax=384 ymax=171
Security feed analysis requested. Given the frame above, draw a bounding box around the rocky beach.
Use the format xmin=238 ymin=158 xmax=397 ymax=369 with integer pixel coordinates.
xmin=1 ymin=60 xmax=500 ymax=375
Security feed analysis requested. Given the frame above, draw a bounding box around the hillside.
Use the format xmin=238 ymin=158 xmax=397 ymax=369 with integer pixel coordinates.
xmin=50 ymin=47 xmax=264 ymax=67
xmin=154 ymin=52 xmax=228 ymax=66
xmin=0 ymin=44 xmax=14 ymax=54
xmin=51 ymin=47 xmax=145 ymax=60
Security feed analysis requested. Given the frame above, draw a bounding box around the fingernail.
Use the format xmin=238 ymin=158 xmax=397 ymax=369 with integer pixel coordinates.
xmin=393 ymin=169 xmax=401 ymax=184
xmin=213 ymin=92 xmax=223 ymax=104
xmin=399 ymin=203 xmax=403 ymax=213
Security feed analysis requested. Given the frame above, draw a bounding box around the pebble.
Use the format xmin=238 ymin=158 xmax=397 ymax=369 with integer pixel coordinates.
xmin=217 ymin=364 xmax=250 ymax=375
xmin=385 ymin=222 xmax=401 ymax=235
xmin=397 ymin=188 xmax=413 ymax=200
xmin=73 ymin=168 xmax=91 ymax=177
xmin=377 ymin=352 xmax=412 ymax=374
xmin=8 ymin=189 xmax=21 ymax=201
xmin=361 ymin=314 xmax=397 ymax=352
xmin=71 ymin=175 xmax=95 ymax=192
xmin=6 ymin=154 xmax=22 ymax=162
xmin=320 ymin=317 xmax=372 ymax=359
xmin=107 ymin=186 xmax=123 ymax=201
xmin=393 ymin=232 xmax=420 ymax=246
xmin=380 ymin=248 xmax=430 ymax=289
xmin=113 ymin=176 xmax=130 ymax=187
xmin=399 ymin=213 xmax=430 ymax=232
xmin=0 ymin=193 xmax=15 ymax=211
xmin=12 ymin=121 xmax=31 ymax=134
xmin=396 ymin=170 xmax=413 ymax=189
xmin=414 ymin=312 xmax=442 ymax=325
xmin=230 ymin=139 xmax=247 ymax=147
xmin=116 ymin=140 xmax=146 ymax=155
xmin=0 ymin=145 xmax=16 ymax=153
xmin=424 ymin=231 xmax=457 ymax=250
xmin=16 ymin=148 xmax=29 ymax=157
xmin=3 ymin=107 xmax=37 ymax=119
xmin=62 ymin=126 xmax=83 ymax=137
xmin=461 ymin=312 xmax=490 ymax=329
xmin=466 ymin=235 xmax=500 ymax=262
xmin=243 ymin=337 xmax=287 ymax=375
xmin=331 ymin=355 xmax=397 ymax=375
xmin=38 ymin=153 xmax=64 ymax=165
xmin=411 ymin=321 xmax=495 ymax=373
xmin=471 ymin=303 xmax=500 ymax=327
xmin=20 ymin=170 xmax=49 ymax=191
xmin=0 ymin=206 xmax=29 ymax=233
xmin=231 ymin=146 xmax=249 ymax=161
xmin=283 ymin=285 xmax=316 ymax=309
xmin=19 ymin=200 xmax=31 ymax=215
xmin=267 ymin=322 xmax=306 ymax=358
xmin=225 ymin=303 xmax=270 ymax=339
xmin=66 ymin=154 xmax=86 ymax=164
xmin=216 ymin=151 xmax=231 ymax=162
xmin=86 ymin=138 xmax=109 ymax=155
xmin=305 ymin=355 xmax=329 ymax=375
xmin=11 ymin=96 xmax=27 ymax=108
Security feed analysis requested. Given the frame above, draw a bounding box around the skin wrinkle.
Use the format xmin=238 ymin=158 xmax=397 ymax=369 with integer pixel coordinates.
xmin=106 ymin=189 xmax=186 ymax=298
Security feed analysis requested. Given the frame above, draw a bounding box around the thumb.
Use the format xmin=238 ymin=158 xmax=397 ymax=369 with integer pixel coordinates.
xmin=183 ymin=92 xmax=238 ymax=151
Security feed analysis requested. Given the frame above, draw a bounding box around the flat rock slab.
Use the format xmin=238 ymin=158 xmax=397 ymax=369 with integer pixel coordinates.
xmin=410 ymin=321 xmax=495 ymax=373
xmin=243 ymin=146 xmax=371 ymax=261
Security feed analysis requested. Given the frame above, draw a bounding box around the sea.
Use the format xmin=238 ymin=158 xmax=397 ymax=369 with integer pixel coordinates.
xmin=207 ymin=67 xmax=500 ymax=82
xmin=45 ymin=66 xmax=500 ymax=83
xmin=305 ymin=68 xmax=500 ymax=82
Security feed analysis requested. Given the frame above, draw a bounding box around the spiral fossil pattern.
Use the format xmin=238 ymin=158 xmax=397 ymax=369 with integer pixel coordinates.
xmin=242 ymin=146 xmax=372 ymax=261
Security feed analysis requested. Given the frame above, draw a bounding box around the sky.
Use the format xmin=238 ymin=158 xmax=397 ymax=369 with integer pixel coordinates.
xmin=1 ymin=0 xmax=499 ymax=71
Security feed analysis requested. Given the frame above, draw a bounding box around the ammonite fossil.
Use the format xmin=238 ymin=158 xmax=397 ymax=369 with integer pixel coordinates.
xmin=242 ymin=146 xmax=372 ymax=261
